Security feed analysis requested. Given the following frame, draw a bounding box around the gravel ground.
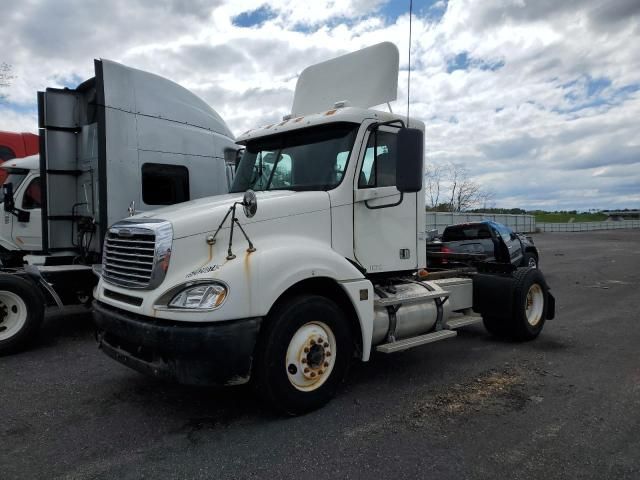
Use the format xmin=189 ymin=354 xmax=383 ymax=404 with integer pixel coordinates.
xmin=1 ymin=229 xmax=639 ymax=479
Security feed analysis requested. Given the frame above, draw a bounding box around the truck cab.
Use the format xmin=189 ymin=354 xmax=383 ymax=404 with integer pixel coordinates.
xmin=0 ymin=155 xmax=42 ymax=256
xmin=0 ymin=131 xmax=39 ymax=184
xmin=93 ymin=43 xmax=555 ymax=414
xmin=0 ymin=60 xmax=242 ymax=356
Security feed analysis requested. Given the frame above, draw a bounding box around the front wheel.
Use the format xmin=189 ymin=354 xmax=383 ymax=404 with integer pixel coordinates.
xmin=253 ymin=295 xmax=353 ymax=415
xmin=0 ymin=275 xmax=45 ymax=355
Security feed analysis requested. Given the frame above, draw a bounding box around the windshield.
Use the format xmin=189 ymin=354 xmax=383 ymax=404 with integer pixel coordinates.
xmin=0 ymin=173 xmax=28 ymax=201
xmin=230 ymin=123 xmax=358 ymax=193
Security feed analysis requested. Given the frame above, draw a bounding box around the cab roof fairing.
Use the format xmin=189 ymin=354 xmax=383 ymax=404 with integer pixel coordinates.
xmin=236 ymin=107 xmax=425 ymax=145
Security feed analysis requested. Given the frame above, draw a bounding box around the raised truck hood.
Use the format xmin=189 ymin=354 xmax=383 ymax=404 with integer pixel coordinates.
xmin=131 ymin=190 xmax=331 ymax=239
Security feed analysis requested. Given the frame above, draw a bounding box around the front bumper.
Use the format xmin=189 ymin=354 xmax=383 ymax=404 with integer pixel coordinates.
xmin=93 ymin=301 xmax=262 ymax=386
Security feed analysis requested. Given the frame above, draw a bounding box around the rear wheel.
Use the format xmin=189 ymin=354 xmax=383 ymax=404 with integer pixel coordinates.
xmin=482 ymin=268 xmax=548 ymax=341
xmin=0 ymin=275 xmax=45 ymax=355
xmin=511 ymin=268 xmax=547 ymax=340
xmin=253 ymin=294 xmax=352 ymax=415
xmin=482 ymin=315 xmax=510 ymax=337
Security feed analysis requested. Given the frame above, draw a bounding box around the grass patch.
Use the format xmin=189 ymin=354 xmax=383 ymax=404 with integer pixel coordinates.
xmin=534 ymin=212 xmax=608 ymax=223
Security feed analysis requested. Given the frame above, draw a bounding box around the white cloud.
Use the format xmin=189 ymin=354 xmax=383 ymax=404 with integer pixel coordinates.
xmin=0 ymin=0 xmax=638 ymax=210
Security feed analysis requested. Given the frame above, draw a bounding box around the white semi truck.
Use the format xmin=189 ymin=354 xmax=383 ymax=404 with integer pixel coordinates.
xmin=92 ymin=43 xmax=556 ymax=414
xmin=0 ymin=60 xmax=239 ymax=354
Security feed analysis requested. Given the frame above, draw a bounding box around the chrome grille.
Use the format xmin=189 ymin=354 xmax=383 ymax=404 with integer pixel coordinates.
xmin=102 ymin=220 xmax=172 ymax=289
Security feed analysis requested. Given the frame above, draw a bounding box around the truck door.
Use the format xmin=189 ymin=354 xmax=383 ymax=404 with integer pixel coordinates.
xmin=11 ymin=175 xmax=42 ymax=251
xmin=353 ymin=126 xmax=418 ymax=273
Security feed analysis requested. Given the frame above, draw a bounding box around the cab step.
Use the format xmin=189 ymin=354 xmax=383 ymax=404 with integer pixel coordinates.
xmin=445 ymin=315 xmax=483 ymax=330
xmin=376 ymin=330 xmax=457 ymax=353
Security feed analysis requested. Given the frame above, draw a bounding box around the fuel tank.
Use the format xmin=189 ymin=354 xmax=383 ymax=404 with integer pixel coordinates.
xmin=372 ymin=281 xmax=453 ymax=345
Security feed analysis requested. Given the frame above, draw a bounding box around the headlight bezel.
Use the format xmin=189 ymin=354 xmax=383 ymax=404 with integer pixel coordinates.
xmin=154 ymin=280 xmax=229 ymax=311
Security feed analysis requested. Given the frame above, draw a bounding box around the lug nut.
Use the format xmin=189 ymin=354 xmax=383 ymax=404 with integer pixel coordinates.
xmin=301 ymin=358 xmax=307 ymax=364
xmin=324 ymin=342 xmax=329 ymax=348
xmin=319 ymin=370 xmax=324 ymax=375
xmin=310 ymin=339 xmax=316 ymax=345
xmin=304 ymin=367 xmax=310 ymax=373
xmin=326 ymin=351 xmax=332 ymax=357
xmin=310 ymin=372 xmax=316 ymax=378
xmin=317 ymin=338 xmax=324 ymax=344
xmin=304 ymin=347 xmax=310 ymax=353
xmin=324 ymin=362 xmax=329 ymax=367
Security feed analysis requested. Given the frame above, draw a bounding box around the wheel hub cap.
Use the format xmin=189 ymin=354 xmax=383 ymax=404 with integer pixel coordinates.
xmin=0 ymin=291 xmax=28 ymax=340
xmin=285 ymin=322 xmax=336 ymax=392
xmin=525 ymin=284 xmax=544 ymax=327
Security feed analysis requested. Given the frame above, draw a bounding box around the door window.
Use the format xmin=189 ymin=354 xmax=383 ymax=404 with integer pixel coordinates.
xmin=22 ymin=177 xmax=42 ymax=209
xmin=496 ymin=224 xmax=513 ymax=242
xmin=141 ymin=163 xmax=190 ymax=205
xmin=358 ymin=130 xmax=397 ymax=188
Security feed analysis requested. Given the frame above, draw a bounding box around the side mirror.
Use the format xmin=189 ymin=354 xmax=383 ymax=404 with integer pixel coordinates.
xmin=396 ymin=128 xmax=424 ymax=193
xmin=242 ymin=189 xmax=258 ymax=218
xmin=17 ymin=210 xmax=30 ymax=223
xmin=3 ymin=183 xmax=15 ymax=213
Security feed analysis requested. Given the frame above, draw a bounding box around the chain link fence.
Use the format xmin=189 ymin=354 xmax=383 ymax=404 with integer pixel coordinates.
xmin=425 ymin=213 xmax=640 ymax=234
xmin=537 ymin=220 xmax=640 ymax=232
xmin=425 ymin=212 xmax=536 ymax=233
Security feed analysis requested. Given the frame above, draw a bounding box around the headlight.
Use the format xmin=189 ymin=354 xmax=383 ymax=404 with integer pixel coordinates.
xmin=168 ymin=283 xmax=228 ymax=310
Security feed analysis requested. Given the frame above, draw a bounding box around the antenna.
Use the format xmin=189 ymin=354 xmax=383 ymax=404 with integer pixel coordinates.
xmin=407 ymin=0 xmax=413 ymax=127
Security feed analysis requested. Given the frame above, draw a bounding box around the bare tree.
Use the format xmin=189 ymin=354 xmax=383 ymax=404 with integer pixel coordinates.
xmin=425 ymin=161 xmax=493 ymax=212
xmin=424 ymin=162 xmax=445 ymax=209
xmin=0 ymin=63 xmax=15 ymax=103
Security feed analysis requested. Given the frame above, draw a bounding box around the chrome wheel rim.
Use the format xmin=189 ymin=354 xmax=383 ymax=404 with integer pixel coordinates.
xmin=285 ymin=321 xmax=336 ymax=392
xmin=528 ymin=257 xmax=537 ymax=268
xmin=525 ymin=284 xmax=544 ymax=327
xmin=0 ymin=291 xmax=28 ymax=341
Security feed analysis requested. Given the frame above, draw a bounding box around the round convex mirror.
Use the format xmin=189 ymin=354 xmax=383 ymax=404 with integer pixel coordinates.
xmin=243 ymin=190 xmax=258 ymax=218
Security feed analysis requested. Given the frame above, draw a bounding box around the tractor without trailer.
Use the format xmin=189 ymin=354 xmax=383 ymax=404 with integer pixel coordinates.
xmin=0 ymin=60 xmax=240 ymax=355
xmin=92 ymin=43 xmax=556 ymax=414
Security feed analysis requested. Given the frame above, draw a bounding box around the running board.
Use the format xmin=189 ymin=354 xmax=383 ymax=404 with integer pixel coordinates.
xmin=445 ymin=315 xmax=483 ymax=329
xmin=376 ymin=330 xmax=457 ymax=353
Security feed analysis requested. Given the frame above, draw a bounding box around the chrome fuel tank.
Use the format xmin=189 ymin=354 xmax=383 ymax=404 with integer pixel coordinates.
xmin=372 ymin=281 xmax=453 ymax=345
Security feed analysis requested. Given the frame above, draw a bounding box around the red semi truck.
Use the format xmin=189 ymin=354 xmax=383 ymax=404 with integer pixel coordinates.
xmin=0 ymin=131 xmax=39 ymax=183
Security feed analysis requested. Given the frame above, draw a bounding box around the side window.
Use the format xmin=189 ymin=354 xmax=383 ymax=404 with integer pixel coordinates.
xmin=22 ymin=177 xmax=42 ymax=209
xmin=141 ymin=163 xmax=190 ymax=205
xmin=0 ymin=146 xmax=16 ymax=162
xmin=358 ymin=130 xmax=397 ymax=188
xmin=496 ymin=224 xmax=512 ymax=242
xmin=269 ymin=154 xmax=292 ymax=189
xmin=478 ymin=226 xmax=492 ymax=239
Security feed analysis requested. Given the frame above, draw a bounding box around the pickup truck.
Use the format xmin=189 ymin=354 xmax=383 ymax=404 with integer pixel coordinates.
xmin=427 ymin=221 xmax=539 ymax=268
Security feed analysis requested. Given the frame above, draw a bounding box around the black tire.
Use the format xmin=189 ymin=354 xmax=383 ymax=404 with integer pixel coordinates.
xmin=522 ymin=251 xmax=538 ymax=269
xmin=253 ymin=294 xmax=353 ymax=415
xmin=0 ymin=274 xmax=45 ymax=355
xmin=482 ymin=267 xmax=548 ymax=341
xmin=482 ymin=315 xmax=510 ymax=337
xmin=510 ymin=267 xmax=547 ymax=340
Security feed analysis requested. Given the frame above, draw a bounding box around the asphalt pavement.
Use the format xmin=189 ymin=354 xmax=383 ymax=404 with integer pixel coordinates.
xmin=1 ymin=229 xmax=639 ymax=479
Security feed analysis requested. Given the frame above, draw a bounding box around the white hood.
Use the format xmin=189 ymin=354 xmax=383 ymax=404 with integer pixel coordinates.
xmin=131 ymin=190 xmax=331 ymax=239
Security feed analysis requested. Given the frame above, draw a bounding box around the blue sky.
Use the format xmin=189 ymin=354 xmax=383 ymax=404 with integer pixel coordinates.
xmin=0 ymin=0 xmax=639 ymax=210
